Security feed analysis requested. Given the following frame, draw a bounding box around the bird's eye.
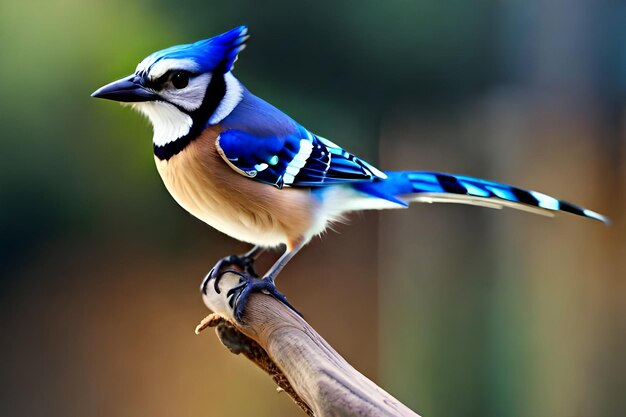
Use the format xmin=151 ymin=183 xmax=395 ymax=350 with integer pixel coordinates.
xmin=171 ymin=71 xmax=189 ymax=89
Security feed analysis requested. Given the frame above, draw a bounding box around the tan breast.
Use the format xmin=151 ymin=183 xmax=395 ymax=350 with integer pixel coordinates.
xmin=154 ymin=127 xmax=319 ymax=248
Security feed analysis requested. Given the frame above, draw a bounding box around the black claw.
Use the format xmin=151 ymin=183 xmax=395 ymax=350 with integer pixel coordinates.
xmin=200 ymin=253 xmax=260 ymax=295
xmin=213 ymin=268 xmax=241 ymax=294
xmin=221 ymin=275 xmax=302 ymax=323
xmin=226 ymin=282 xmax=245 ymax=298
xmin=200 ymin=252 xmax=301 ymax=322
xmin=200 ymin=271 xmax=212 ymax=295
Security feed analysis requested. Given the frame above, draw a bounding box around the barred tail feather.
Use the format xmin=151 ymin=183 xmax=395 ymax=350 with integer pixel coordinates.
xmin=353 ymin=171 xmax=609 ymax=224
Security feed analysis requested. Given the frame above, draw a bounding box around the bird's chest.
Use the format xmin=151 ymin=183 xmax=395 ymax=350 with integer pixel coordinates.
xmin=153 ymin=136 xmax=310 ymax=247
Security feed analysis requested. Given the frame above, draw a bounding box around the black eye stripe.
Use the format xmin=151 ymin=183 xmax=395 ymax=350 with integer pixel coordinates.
xmin=154 ymin=71 xmax=172 ymax=85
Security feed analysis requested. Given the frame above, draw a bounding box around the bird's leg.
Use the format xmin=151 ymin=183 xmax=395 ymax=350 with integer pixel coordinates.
xmin=227 ymin=241 xmax=305 ymax=323
xmin=201 ymin=245 xmax=265 ymax=295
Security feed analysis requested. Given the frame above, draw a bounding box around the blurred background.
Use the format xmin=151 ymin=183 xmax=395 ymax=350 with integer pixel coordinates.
xmin=1 ymin=0 xmax=624 ymax=416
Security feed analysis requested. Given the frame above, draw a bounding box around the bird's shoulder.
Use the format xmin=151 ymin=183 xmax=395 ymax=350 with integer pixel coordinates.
xmin=220 ymin=88 xmax=299 ymax=137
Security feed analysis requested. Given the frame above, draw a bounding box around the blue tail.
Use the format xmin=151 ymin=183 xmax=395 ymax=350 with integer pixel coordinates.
xmin=353 ymin=171 xmax=609 ymax=224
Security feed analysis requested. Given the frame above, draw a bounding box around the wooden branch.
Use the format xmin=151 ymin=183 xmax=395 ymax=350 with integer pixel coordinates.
xmin=196 ymin=272 xmax=421 ymax=417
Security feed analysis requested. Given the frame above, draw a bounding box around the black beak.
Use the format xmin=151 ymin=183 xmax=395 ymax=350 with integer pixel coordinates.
xmin=91 ymin=74 xmax=158 ymax=102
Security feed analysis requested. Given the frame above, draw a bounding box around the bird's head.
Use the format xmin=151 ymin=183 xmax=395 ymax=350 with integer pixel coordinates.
xmin=92 ymin=26 xmax=249 ymax=152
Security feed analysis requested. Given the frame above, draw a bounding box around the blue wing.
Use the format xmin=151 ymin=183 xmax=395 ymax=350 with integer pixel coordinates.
xmin=216 ymin=126 xmax=387 ymax=188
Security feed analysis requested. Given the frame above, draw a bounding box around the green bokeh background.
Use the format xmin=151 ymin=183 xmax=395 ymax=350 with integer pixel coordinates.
xmin=1 ymin=1 xmax=624 ymax=416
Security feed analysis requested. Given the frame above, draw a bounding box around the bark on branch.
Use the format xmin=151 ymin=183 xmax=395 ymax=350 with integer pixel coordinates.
xmin=196 ymin=272 xmax=421 ymax=417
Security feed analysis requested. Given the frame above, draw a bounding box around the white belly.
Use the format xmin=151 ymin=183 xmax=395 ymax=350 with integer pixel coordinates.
xmin=155 ymin=159 xmax=288 ymax=247
xmin=195 ymin=211 xmax=288 ymax=247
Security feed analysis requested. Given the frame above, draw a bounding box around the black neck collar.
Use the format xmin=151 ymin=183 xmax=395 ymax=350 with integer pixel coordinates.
xmin=153 ymin=72 xmax=227 ymax=161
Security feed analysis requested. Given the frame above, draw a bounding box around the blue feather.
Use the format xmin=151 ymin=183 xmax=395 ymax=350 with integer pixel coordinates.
xmin=216 ymin=126 xmax=386 ymax=188
xmin=137 ymin=26 xmax=249 ymax=76
xmin=353 ymin=172 xmax=609 ymax=223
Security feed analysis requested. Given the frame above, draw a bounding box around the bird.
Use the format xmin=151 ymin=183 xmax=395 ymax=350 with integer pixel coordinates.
xmin=92 ymin=25 xmax=609 ymax=321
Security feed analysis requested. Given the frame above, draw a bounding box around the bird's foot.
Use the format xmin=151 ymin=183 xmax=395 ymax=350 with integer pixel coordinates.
xmin=201 ymin=253 xmax=259 ymax=295
xmin=224 ymin=273 xmax=302 ymax=323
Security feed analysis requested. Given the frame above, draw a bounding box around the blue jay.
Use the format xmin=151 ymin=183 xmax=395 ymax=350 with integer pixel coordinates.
xmin=92 ymin=26 xmax=608 ymax=321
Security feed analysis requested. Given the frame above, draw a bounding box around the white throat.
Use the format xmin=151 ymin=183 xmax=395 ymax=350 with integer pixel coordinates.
xmin=130 ymin=72 xmax=243 ymax=148
xmin=132 ymin=101 xmax=193 ymax=147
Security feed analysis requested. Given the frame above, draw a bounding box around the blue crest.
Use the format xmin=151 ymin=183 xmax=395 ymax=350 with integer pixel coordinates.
xmin=137 ymin=26 xmax=249 ymax=76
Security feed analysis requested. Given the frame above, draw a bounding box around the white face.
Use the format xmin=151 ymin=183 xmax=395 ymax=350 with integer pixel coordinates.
xmin=131 ymin=58 xmax=244 ymax=148
xmin=157 ymin=72 xmax=212 ymax=111
xmin=136 ymin=58 xmax=212 ymax=112
xmin=131 ymin=58 xmax=208 ymax=147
